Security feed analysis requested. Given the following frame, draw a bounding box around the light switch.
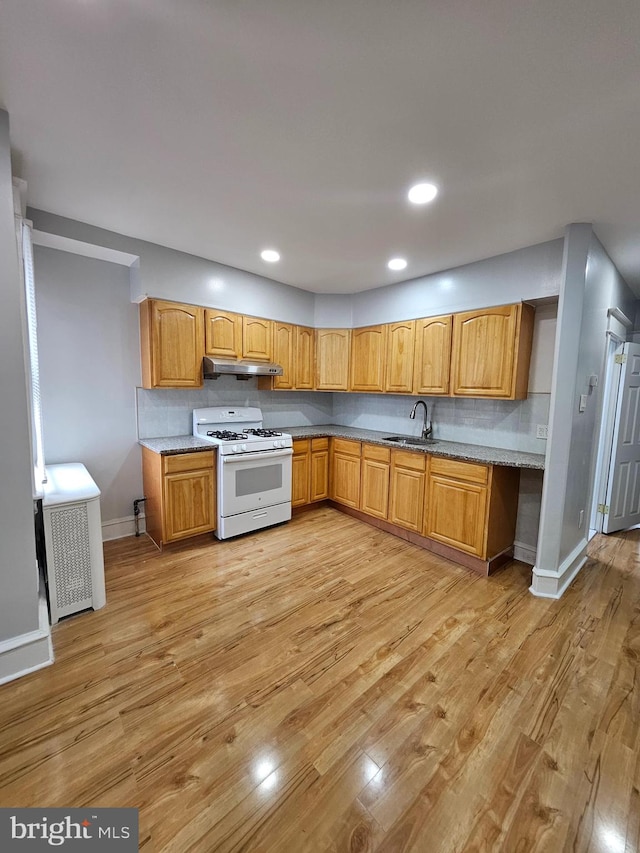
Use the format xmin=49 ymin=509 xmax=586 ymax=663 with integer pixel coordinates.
xmin=579 ymin=394 xmax=588 ymax=412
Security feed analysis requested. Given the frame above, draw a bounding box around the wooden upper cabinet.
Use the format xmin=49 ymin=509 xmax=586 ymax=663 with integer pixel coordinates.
xmin=140 ymin=299 xmax=204 ymax=389
xmin=204 ymin=309 xmax=242 ymax=359
xmin=385 ymin=320 xmax=415 ymax=393
xmin=413 ymin=315 xmax=452 ymax=395
xmin=295 ymin=326 xmax=315 ymax=389
xmin=450 ymin=303 xmax=535 ymax=399
xmin=242 ymin=316 xmax=273 ymax=361
xmin=272 ymin=321 xmax=295 ymax=389
xmin=316 ymin=329 xmax=351 ymax=391
xmin=350 ymin=325 xmax=387 ymax=392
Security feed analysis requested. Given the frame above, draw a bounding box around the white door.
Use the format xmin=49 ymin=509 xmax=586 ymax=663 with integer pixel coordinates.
xmin=604 ymin=342 xmax=640 ymax=533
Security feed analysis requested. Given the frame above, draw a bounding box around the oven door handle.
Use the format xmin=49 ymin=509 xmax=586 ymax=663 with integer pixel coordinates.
xmin=219 ymin=448 xmax=293 ymax=464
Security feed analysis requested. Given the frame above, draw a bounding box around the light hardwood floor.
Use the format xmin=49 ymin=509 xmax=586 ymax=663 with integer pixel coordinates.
xmin=0 ymin=507 xmax=638 ymax=852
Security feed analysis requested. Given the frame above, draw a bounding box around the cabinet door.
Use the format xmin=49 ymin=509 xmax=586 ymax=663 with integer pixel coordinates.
xmin=164 ymin=469 xmax=215 ymax=541
xmin=273 ymin=321 xmax=295 ymax=389
xmin=204 ymin=309 xmax=242 ymax=359
xmin=388 ymin=451 xmax=426 ymax=532
xmin=425 ymin=475 xmax=487 ymax=557
xmin=310 ymin=449 xmax=329 ymax=501
xmin=385 ymin=320 xmax=415 ymax=393
xmin=413 ymin=315 xmax=452 ymax=395
xmin=292 ymin=441 xmax=310 ymax=506
xmin=350 ymin=325 xmax=387 ymax=392
xmin=141 ymin=300 xmax=204 ymax=388
xmin=242 ymin=316 xmax=273 ymax=361
xmin=295 ymin=326 xmax=315 ymax=389
xmin=450 ymin=305 xmax=519 ymax=398
xmin=316 ymin=329 xmax=351 ymax=391
xmin=361 ymin=457 xmax=390 ymax=518
xmin=331 ymin=452 xmax=361 ymax=508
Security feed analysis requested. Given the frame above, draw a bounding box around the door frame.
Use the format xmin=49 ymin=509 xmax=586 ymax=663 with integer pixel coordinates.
xmin=589 ymin=308 xmax=632 ymax=533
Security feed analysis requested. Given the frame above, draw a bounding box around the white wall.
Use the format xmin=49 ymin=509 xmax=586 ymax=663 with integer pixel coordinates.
xmin=34 ymin=246 xmax=143 ymax=535
xmin=0 ymin=112 xmax=40 ymax=646
xmin=527 ymin=302 xmax=557 ymax=393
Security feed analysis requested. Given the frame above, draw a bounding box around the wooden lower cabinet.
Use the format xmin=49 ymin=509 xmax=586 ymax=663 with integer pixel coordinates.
xmin=388 ymin=450 xmax=426 ymax=532
xmin=425 ymin=456 xmax=519 ymax=560
xmin=330 ymin=438 xmax=361 ymax=508
xmin=360 ymin=444 xmax=390 ymax=519
xmin=292 ymin=437 xmax=329 ymax=506
xmin=321 ymin=436 xmax=521 ymax=572
xmin=310 ymin=439 xmax=329 ymax=501
xmin=142 ymin=447 xmax=216 ymax=547
xmin=292 ymin=440 xmax=311 ymax=507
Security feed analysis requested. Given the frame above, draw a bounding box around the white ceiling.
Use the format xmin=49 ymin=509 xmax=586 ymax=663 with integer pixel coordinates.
xmin=1 ymin=0 xmax=640 ymax=294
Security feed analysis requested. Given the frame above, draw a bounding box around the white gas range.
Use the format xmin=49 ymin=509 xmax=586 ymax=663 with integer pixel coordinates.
xmin=192 ymin=406 xmax=293 ymax=540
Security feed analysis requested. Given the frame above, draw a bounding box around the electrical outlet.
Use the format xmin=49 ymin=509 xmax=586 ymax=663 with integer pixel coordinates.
xmin=536 ymin=424 xmax=548 ymax=439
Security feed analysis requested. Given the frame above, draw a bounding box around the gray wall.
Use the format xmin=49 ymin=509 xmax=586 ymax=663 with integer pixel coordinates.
xmin=313 ymin=240 xmax=562 ymax=328
xmin=0 ymin=110 xmax=39 ymax=643
xmin=559 ymin=232 xmax=636 ymax=563
xmin=349 ymin=239 xmax=564 ymax=326
xmin=535 ymin=224 xmax=637 ymax=589
xmin=29 ymin=210 xmax=316 ymax=326
xmin=33 ymin=246 xmax=143 ymax=528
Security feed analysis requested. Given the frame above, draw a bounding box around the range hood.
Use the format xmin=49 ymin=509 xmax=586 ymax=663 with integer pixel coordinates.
xmin=203 ymin=356 xmax=284 ymax=380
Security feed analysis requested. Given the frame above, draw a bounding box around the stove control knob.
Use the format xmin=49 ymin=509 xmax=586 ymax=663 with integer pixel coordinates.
xmin=232 ymin=444 xmax=239 ymax=453
xmin=242 ymin=444 xmax=248 ymax=451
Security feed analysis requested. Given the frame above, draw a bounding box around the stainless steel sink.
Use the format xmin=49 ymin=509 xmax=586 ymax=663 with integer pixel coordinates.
xmin=383 ymin=435 xmax=439 ymax=446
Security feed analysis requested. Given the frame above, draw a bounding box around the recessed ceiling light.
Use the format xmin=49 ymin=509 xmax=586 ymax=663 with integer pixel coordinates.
xmin=407 ymin=182 xmax=438 ymax=204
xmin=388 ymin=257 xmax=407 ymax=271
xmin=261 ymin=249 xmax=280 ymax=263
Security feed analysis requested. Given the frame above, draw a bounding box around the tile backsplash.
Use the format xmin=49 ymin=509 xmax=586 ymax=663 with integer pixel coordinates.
xmin=137 ymin=377 xmax=549 ymax=455
xmin=136 ymin=377 xmax=333 ymax=439
xmin=332 ymin=393 xmax=550 ymax=454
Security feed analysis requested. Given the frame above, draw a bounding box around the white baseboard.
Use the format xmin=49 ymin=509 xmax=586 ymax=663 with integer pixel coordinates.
xmin=513 ymin=540 xmax=537 ymax=566
xmin=529 ymin=538 xmax=588 ymax=599
xmin=0 ymin=593 xmax=53 ymax=686
xmin=101 ymin=513 xmax=145 ymax=541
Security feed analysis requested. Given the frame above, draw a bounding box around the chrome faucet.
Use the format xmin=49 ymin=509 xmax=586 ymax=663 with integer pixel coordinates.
xmin=409 ymin=399 xmax=432 ymax=440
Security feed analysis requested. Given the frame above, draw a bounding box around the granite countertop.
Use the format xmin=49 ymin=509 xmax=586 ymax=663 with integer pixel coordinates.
xmin=140 ymin=425 xmax=545 ymax=469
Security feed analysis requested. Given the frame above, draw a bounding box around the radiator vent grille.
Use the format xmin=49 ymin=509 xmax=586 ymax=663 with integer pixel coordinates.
xmin=49 ymin=504 xmax=93 ymax=608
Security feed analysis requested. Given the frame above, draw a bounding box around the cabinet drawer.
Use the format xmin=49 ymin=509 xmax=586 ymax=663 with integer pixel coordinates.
xmin=163 ymin=450 xmax=215 ymax=474
xmin=311 ymin=437 xmax=329 ymax=451
xmin=332 ymin=438 xmax=362 ymax=457
xmin=429 ymin=456 xmax=488 ymax=485
xmin=391 ymin=449 xmax=426 ymax=472
xmin=363 ymin=443 xmax=390 ymax=463
xmin=293 ymin=439 xmax=310 ymax=454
